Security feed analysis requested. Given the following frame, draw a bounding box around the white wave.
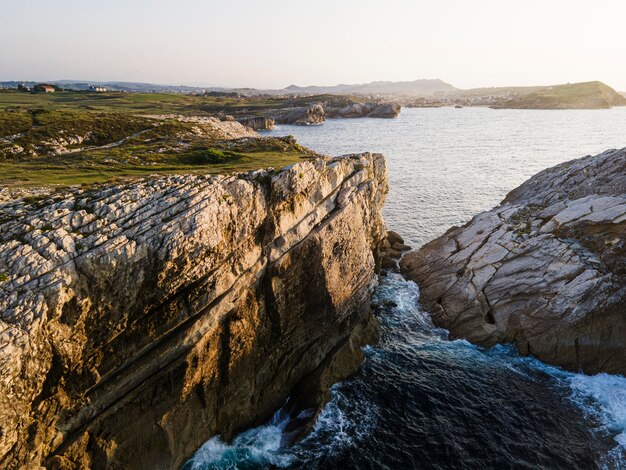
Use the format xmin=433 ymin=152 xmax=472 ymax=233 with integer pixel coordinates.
xmin=185 ymin=409 xmax=294 ymax=470
xmin=570 ymin=372 xmax=626 ymax=465
xmin=302 ymin=384 xmax=376 ymax=454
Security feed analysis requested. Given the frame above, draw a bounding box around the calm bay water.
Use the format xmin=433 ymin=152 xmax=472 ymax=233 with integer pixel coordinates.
xmin=269 ymin=106 xmax=626 ymax=246
xmin=185 ymin=107 xmax=626 ymax=469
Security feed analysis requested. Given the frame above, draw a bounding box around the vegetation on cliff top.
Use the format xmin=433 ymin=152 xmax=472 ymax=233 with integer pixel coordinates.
xmin=0 ymin=91 xmax=318 ymax=188
xmin=0 ymin=89 xmax=366 ymax=116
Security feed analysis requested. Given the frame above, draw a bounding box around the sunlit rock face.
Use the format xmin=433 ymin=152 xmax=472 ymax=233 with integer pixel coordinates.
xmin=0 ymin=153 xmax=388 ymax=469
xmin=402 ymin=148 xmax=626 ymax=376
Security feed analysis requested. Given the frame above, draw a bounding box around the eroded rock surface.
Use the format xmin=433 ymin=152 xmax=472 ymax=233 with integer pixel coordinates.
xmin=272 ymin=104 xmax=326 ymax=125
xmin=235 ymin=116 xmax=276 ymax=130
xmin=267 ymin=101 xmax=401 ymax=126
xmin=325 ymin=102 xmax=401 ymax=119
xmin=0 ymin=153 xmax=388 ymax=469
xmin=401 ymin=148 xmax=626 ymax=375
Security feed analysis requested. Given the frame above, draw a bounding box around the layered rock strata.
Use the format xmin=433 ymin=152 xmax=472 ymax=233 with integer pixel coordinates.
xmin=235 ymin=116 xmax=276 ymax=131
xmin=0 ymin=153 xmax=388 ymax=468
xmin=401 ymin=148 xmax=626 ymax=374
xmin=268 ymin=102 xmax=401 ymax=126
xmin=325 ymin=102 xmax=401 ymax=119
xmin=272 ymin=104 xmax=326 ymax=126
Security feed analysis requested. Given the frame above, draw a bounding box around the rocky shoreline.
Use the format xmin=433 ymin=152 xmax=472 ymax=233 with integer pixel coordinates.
xmin=235 ymin=101 xmax=401 ymax=129
xmin=0 ymin=153 xmax=388 ymax=468
xmin=401 ymin=148 xmax=626 ymax=375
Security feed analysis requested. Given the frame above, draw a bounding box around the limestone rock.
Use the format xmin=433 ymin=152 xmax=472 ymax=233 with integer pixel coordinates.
xmin=325 ymin=102 xmax=401 ymax=119
xmin=0 ymin=153 xmax=389 ymax=468
xmin=271 ymin=105 xmax=326 ymax=125
xmin=386 ymin=230 xmax=404 ymax=245
xmin=367 ymin=103 xmax=401 ymax=118
xmin=401 ymin=148 xmax=626 ymax=375
xmin=236 ymin=116 xmax=276 ymax=130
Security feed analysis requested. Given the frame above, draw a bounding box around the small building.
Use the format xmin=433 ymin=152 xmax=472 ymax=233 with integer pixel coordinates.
xmin=89 ymin=86 xmax=107 ymax=93
xmin=33 ymin=84 xmax=56 ymax=93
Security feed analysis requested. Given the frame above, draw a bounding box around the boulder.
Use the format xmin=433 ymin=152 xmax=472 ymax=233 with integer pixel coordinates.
xmin=386 ymin=230 xmax=404 ymax=245
xmin=236 ymin=116 xmax=275 ymax=130
xmin=391 ymin=242 xmax=411 ymax=252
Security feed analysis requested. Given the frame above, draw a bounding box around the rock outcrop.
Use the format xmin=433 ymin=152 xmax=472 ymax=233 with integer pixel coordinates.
xmin=143 ymin=115 xmax=259 ymax=139
xmin=0 ymin=153 xmax=388 ymax=468
xmin=325 ymin=102 xmax=401 ymax=119
xmin=235 ymin=116 xmax=276 ymax=131
xmin=401 ymin=148 xmax=626 ymax=375
xmin=271 ymin=104 xmax=326 ymax=125
xmin=267 ymin=101 xmax=401 ymax=126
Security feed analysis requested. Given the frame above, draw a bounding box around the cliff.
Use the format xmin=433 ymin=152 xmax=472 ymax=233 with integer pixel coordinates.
xmin=234 ymin=116 xmax=276 ymax=131
xmin=401 ymin=148 xmax=626 ymax=375
xmin=324 ymin=102 xmax=401 ymax=119
xmin=0 ymin=153 xmax=388 ymax=468
xmin=268 ymin=101 xmax=401 ymax=126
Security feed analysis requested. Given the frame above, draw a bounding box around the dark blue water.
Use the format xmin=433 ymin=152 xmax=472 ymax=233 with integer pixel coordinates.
xmin=184 ymin=108 xmax=626 ymax=469
xmin=184 ymin=275 xmax=625 ymax=470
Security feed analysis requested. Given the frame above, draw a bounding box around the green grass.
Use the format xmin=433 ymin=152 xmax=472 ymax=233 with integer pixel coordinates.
xmin=0 ymin=109 xmax=32 ymax=137
xmin=0 ymin=90 xmax=319 ymax=188
xmin=0 ymin=151 xmax=307 ymax=186
xmin=2 ymin=109 xmax=156 ymax=154
xmin=0 ymin=90 xmax=364 ymax=116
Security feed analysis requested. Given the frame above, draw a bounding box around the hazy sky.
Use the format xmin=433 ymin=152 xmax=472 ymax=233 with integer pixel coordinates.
xmin=2 ymin=0 xmax=626 ymax=90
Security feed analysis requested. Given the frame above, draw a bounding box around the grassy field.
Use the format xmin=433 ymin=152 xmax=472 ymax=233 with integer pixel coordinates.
xmin=0 ymin=90 xmax=318 ymax=188
xmin=0 ymin=89 xmax=347 ymax=115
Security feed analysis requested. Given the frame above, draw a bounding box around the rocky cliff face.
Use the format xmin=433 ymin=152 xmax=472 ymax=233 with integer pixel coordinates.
xmin=272 ymin=104 xmax=326 ymax=126
xmin=401 ymin=148 xmax=626 ymax=375
xmin=268 ymin=102 xmax=401 ymax=126
xmin=325 ymin=102 xmax=401 ymax=119
xmin=0 ymin=153 xmax=388 ymax=469
xmin=234 ymin=116 xmax=276 ymax=131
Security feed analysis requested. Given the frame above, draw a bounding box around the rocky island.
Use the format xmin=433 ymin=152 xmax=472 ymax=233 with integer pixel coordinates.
xmin=401 ymin=147 xmax=626 ymax=375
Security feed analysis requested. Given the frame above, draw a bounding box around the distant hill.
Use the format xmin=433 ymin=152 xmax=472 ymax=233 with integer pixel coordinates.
xmin=490 ymin=81 xmax=626 ymax=109
xmin=284 ymin=79 xmax=455 ymax=96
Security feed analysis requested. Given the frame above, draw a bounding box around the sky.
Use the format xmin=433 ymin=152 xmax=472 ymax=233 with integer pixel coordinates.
xmin=1 ymin=0 xmax=626 ymax=91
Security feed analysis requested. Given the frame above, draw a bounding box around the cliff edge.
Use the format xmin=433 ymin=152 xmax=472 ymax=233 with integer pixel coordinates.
xmin=401 ymin=148 xmax=626 ymax=375
xmin=0 ymin=153 xmax=388 ymax=468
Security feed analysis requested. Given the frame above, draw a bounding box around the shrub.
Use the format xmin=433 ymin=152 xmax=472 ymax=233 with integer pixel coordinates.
xmin=184 ymin=148 xmax=240 ymax=165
